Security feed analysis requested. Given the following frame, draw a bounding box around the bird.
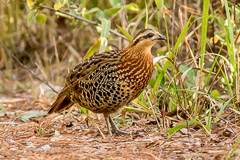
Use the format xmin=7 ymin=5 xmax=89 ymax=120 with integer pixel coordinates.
xmin=48 ymin=29 xmax=166 ymax=135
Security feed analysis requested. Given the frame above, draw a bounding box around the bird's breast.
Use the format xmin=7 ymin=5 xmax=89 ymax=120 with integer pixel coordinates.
xmin=116 ymin=53 xmax=153 ymax=94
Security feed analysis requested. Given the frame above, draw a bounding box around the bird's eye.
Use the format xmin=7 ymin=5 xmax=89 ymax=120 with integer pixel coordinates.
xmin=147 ymin=33 xmax=154 ymax=38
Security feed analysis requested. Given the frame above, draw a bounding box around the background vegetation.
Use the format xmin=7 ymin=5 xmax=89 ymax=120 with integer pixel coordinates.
xmin=0 ymin=0 xmax=240 ymax=143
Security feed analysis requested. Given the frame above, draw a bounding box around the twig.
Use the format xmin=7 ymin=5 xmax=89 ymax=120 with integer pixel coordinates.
xmin=0 ymin=41 xmax=58 ymax=94
xmin=38 ymin=4 xmax=129 ymax=41
xmin=0 ymin=122 xmax=18 ymax=125
xmin=144 ymin=90 xmax=161 ymax=129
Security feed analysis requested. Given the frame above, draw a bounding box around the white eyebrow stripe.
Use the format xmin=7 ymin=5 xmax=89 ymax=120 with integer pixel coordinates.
xmin=133 ymin=30 xmax=155 ymax=42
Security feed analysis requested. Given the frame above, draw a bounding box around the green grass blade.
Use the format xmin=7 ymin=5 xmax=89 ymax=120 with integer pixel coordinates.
xmin=204 ymin=45 xmax=223 ymax=88
xmin=99 ymin=19 xmax=111 ymax=53
xmin=223 ymin=0 xmax=236 ymax=71
xmin=152 ymin=16 xmax=192 ymax=95
xmin=171 ymin=15 xmax=192 ymax=58
xmin=122 ymin=106 xmax=153 ymax=114
xmin=116 ymin=24 xmax=132 ymax=41
xmin=226 ymin=136 xmax=240 ymax=159
xmin=200 ymin=0 xmax=210 ymax=69
xmin=176 ymin=88 xmax=226 ymax=103
xmin=214 ymin=98 xmax=232 ymax=123
xmin=140 ymin=92 xmax=146 ymax=106
xmin=166 ymin=121 xmax=196 ymax=135
xmin=205 ymin=109 xmax=211 ymax=131
xmin=78 ymin=105 xmax=88 ymax=116
xmin=83 ymin=37 xmax=101 ymax=60
xmin=144 ymin=0 xmax=148 ymax=29
xmin=155 ymin=0 xmax=163 ymax=9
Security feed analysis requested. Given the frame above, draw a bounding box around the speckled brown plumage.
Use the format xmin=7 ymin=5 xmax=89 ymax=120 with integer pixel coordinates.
xmin=48 ymin=29 xmax=166 ymax=135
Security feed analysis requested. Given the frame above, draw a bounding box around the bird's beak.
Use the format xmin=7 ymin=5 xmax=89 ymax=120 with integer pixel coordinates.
xmin=155 ymin=33 xmax=167 ymax=41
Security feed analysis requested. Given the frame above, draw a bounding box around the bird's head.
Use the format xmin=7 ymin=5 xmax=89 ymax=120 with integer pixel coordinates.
xmin=130 ymin=29 xmax=166 ymax=51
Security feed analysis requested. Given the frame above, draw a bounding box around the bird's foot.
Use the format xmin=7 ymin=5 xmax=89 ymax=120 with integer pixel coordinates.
xmin=104 ymin=115 xmax=129 ymax=136
xmin=109 ymin=116 xmax=129 ymax=135
xmin=112 ymin=128 xmax=129 ymax=135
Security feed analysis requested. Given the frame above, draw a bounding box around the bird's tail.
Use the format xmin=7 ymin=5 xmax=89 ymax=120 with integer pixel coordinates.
xmin=48 ymin=94 xmax=74 ymax=114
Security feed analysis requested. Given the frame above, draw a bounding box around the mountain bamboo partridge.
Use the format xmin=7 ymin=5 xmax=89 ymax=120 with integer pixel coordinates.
xmin=48 ymin=29 xmax=166 ymax=135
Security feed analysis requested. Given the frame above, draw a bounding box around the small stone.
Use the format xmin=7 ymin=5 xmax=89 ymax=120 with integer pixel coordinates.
xmin=6 ymin=139 xmax=15 ymax=143
xmin=185 ymin=142 xmax=191 ymax=146
xmin=195 ymin=141 xmax=201 ymax=146
xmin=55 ymin=130 xmax=60 ymax=136
xmin=37 ymin=144 xmax=51 ymax=151
xmin=50 ymin=136 xmax=62 ymax=142
xmin=25 ymin=142 xmax=33 ymax=145
xmin=9 ymin=148 xmax=17 ymax=151
xmin=23 ymin=142 xmax=36 ymax=148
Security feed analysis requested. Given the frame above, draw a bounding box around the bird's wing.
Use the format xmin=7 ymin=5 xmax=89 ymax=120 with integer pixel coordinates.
xmin=63 ymin=50 xmax=121 ymax=90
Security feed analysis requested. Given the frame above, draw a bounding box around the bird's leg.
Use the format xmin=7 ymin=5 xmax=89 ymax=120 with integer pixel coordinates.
xmin=66 ymin=106 xmax=74 ymax=118
xmin=104 ymin=115 xmax=112 ymax=136
xmin=109 ymin=116 xmax=129 ymax=135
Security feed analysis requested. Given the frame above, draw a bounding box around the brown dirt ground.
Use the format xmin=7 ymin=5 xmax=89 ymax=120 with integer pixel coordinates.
xmin=0 ymin=94 xmax=240 ymax=160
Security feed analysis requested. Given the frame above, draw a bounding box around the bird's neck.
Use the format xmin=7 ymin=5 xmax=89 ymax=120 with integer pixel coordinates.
xmin=119 ymin=45 xmax=153 ymax=76
xmin=121 ymin=44 xmax=153 ymax=61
